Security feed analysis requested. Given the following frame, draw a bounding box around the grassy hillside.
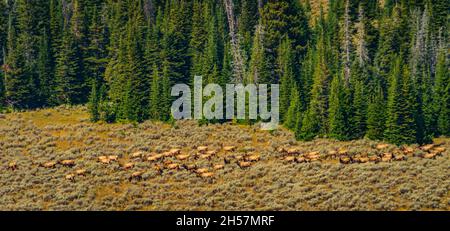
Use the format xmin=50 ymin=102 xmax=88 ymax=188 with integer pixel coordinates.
xmin=0 ymin=107 xmax=448 ymax=211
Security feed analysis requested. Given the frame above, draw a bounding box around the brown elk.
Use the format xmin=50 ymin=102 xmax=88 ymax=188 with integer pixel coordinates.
xmin=421 ymin=144 xmax=435 ymax=152
xmin=129 ymin=171 xmax=144 ymax=181
xmin=340 ymin=156 xmax=351 ymax=164
xmin=223 ymin=146 xmax=236 ymax=152
xmin=295 ymin=157 xmax=306 ymax=163
xmin=65 ymin=174 xmax=75 ymax=182
xmin=8 ymin=162 xmax=17 ymax=171
xmin=369 ymin=155 xmax=381 ymax=163
xmin=238 ymin=161 xmax=252 ymax=169
xmin=75 ymin=169 xmax=87 ymax=176
xmin=60 ymin=160 xmax=76 ymax=167
xmin=182 ymin=164 xmax=197 ymax=172
xmin=42 ymin=161 xmax=57 ymax=168
xmin=376 ymin=144 xmax=389 ymax=150
xmin=176 ymin=154 xmax=191 ymax=161
xmin=245 ymin=154 xmax=261 ymax=162
xmin=213 ymin=164 xmax=224 ymax=170
xmin=131 ymin=151 xmax=144 ymax=159
xmin=147 ymin=154 xmax=164 ymax=162
xmin=154 ymin=165 xmax=164 ymax=175
xmin=284 ymin=156 xmax=296 ymax=163
xmin=381 ymin=153 xmax=393 ymax=162
xmin=108 ymin=155 xmax=119 ymax=162
xmin=166 ymin=163 xmax=180 ymax=170
xmin=197 ymin=146 xmax=208 ymax=153
xmin=123 ymin=163 xmax=135 ymax=170
xmin=195 ymin=168 xmax=209 ymax=175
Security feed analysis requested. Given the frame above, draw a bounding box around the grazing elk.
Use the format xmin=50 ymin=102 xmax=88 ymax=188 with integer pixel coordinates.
xmin=147 ymin=154 xmax=164 ymax=162
xmin=131 ymin=151 xmax=144 ymax=159
xmin=245 ymin=154 xmax=261 ymax=162
xmin=238 ymin=161 xmax=252 ymax=169
xmin=176 ymin=154 xmax=191 ymax=161
xmin=60 ymin=160 xmax=75 ymax=167
xmin=108 ymin=155 xmax=119 ymax=162
xmin=123 ymin=163 xmax=135 ymax=170
xmin=75 ymin=169 xmax=87 ymax=176
xmin=42 ymin=161 xmax=57 ymax=168
xmin=223 ymin=146 xmax=236 ymax=152
xmin=8 ymin=162 xmax=17 ymax=171
xmin=197 ymin=146 xmax=208 ymax=153
xmin=339 ymin=156 xmax=351 ymax=164
xmin=213 ymin=164 xmax=224 ymax=171
xmin=182 ymin=164 xmax=197 ymax=172
xmin=65 ymin=174 xmax=76 ymax=182
xmin=129 ymin=171 xmax=144 ymax=181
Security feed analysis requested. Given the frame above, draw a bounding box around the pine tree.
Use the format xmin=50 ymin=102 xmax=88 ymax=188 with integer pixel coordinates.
xmin=434 ymin=50 xmax=449 ymax=136
xmin=284 ymin=85 xmax=300 ymax=131
xmin=4 ymin=14 xmax=36 ymax=109
xmin=278 ymin=37 xmax=295 ymax=121
xmin=149 ymin=64 xmax=161 ymax=120
xmin=366 ymin=81 xmax=386 ymax=140
xmin=328 ymin=73 xmax=352 ymax=140
xmin=298 ymin=35 xmax=330 ymax=141
xmin=89 ymin=78 xmax=100 ymax=122
xmin=384 ymin=59 xmax=417 ymax=145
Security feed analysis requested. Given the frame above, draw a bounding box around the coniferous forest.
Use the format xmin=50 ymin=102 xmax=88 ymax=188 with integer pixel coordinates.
xmin=0 ymin=0 xmax=448 ymax=146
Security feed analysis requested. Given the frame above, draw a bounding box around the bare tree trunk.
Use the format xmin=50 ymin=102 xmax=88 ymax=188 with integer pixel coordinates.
xmin=223 ymin=0 xmax=246 ymax=83
xmin=342 ymin=0 xmax=351 ymax=85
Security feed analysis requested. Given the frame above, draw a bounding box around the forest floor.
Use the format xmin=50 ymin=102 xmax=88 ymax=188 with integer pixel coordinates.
xmin=0 ymin=106 xmax=449 ymax=211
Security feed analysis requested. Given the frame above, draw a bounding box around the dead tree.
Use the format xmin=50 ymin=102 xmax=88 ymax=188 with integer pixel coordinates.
xmin=223 ymin=0 xmax=246 ymax=83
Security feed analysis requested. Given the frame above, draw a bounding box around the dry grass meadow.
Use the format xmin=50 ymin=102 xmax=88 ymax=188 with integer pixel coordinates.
xmin=0 ymin=106 xmax=449 ymax=211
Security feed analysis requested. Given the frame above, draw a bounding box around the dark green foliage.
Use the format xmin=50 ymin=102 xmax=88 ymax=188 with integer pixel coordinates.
xmin=0 ymin=0 xmax=447 ymax=145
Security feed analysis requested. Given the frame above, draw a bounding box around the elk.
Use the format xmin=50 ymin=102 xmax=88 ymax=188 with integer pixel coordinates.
xmin=147 ymin=154 xmax=164 ymax=162
xmin=223 ymin=146 xmax=236 ymax=152
xmin=294 ymin=157 xmax=305 ymax=163
xmin=8 ymin=162 xmax=17 ymax=171
xmin=176 ymin=154 xmax=191 ymax=161
xmin=376 ymin=144 xmax=389 ymax=150
xmin=200 ymin=172 xmax=215 ymax=179
xmin=340 ymin=156 xmax=351 ymax=164
xmin=182 ymin=164 xmax=197 ymax=172
xmin=42 ymin=161 xmax=57 ymax=168
xmin=169 ymin=149 xmax=182 ymax=156
xmin=358 ymin=157 xmax=369 ymax=163
xmin=123 ymin=163 xmax=135 ymax=170
xmin=403 ymin=147 xmax=414 ymax=155
xmin=421 ymin=144 xmax=435 ymax=152
xmin=338 ymin=148 xmax=349 ymax=156
xmin=369 ymin=155 xmax=381 ymax=163
xmin=154 ymin=165 xmax=164 ymax=175
xmin=166 ymin=163 xmax=180 ymax=170
xmin=433 ymin=147 xmax=446 ymax=154
xmin=195 ymin=168 xmax=209 ymax=175
xmin=206 ymin=150 xmax=218 ymax=156
xmin=75 ymin=169 xmax=87 ymax=176
xmin=245 ymin=154 xmax=261 ymax=162
xmin=98 ymin=156 xmax=110 ymax=164
xmin=284 ymin=156 xmax=296 ymax=163
xmin=214 ymin=164 xmax=224 ymax=170
xmin=129 ymin=171 xmax=144 ymax=181
xmin=287 ymin=148 xmax=300 ymax=155
xmin=60 ymin=160 xmax=75 ymax=167
xmin=197 ymin=146 xmax=208 ymax=153
xmin=108 ymin=155 xmax=119 ymax=162
xmin=423 ymin=153 xmax=437 ymax=159
xmin=238 ymin=161 xmax=252 ymax=169
xmin=131 ymin=151 xmax=144 ymax=159
xmin=200 ymin=154 xmax=212 ymax=160
xmin=381 ymin=153 xmax=393 ymax=162
xmin=65 ymin=174 xmax=75 ymax=182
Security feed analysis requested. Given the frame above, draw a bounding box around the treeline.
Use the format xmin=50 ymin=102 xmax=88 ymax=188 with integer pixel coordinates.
xmin=0 ymin=0 xmax=448 ymax=145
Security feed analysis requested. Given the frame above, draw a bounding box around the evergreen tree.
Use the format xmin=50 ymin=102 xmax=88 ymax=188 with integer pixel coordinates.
xmin=384 ymin=59 xmax=417 ymax=145
xmin=434 ymin=50 xmax=449 ymax=136
xmin=366 ymin=81 xmax=386 ymax=140
xmin=149 ymin=64 xmax=161 ymax=120
xmin=328 ymin=73 xmax=352 ymax=140
xmin=284 ymin=85 xmax=300 ymax=131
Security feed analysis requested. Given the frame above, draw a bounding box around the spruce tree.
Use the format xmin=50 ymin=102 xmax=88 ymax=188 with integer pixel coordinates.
xmin=434 ymin=51 xmax=449 ymax=136
xmin=384 ymin=59 xmax=417 ymax=145
xmin=366 ymin=81 xmax=386 ymax=140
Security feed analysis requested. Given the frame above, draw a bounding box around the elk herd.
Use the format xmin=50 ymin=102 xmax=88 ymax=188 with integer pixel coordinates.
xmin=4 ymin=141 xmax=447 ymax=183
